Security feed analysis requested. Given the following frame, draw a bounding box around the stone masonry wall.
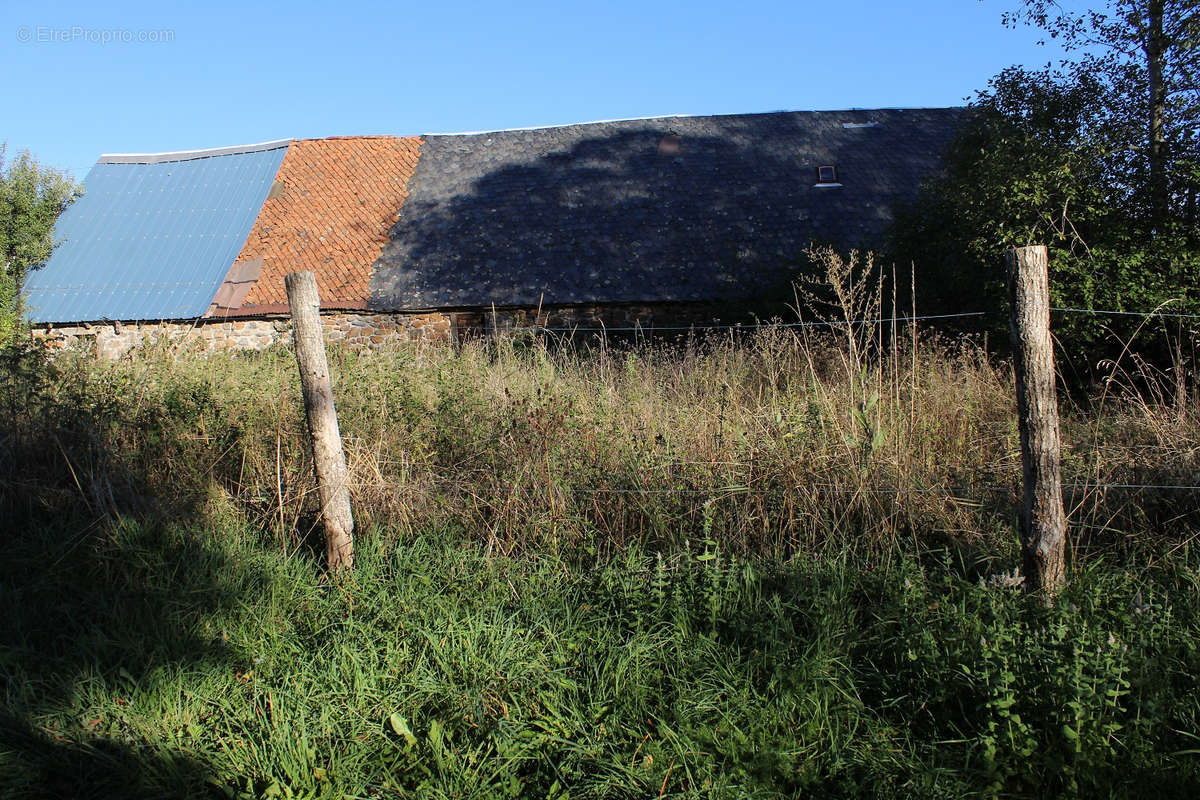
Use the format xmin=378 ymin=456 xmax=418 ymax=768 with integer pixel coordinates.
xmin=32 ymin=303 xmax=737 ymax=359
xmin=34 ymin=312 xmax=453 ymax=360
xmin=457 ymin=302 xmax=727 ymax=335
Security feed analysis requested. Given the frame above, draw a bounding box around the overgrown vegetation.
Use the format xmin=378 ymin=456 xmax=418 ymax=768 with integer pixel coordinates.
xmin=2 ymin=249 xmax=1199 ymax=795
xmin=889 ymin=1 xmax=1200 ymax=362
xmin=0 ymin=145 xmax=81 ymax=343
xmin=2 ymin=519 xmax=1197 ymax=798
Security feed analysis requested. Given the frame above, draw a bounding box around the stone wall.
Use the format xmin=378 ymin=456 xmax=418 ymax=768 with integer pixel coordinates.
xmin=32 ymin=303 xmax=739 ymax=359
xmin=35 ymin=311 xmax=454 ymax=359
xmin=457 ymin=302 xmax=727 ymax=335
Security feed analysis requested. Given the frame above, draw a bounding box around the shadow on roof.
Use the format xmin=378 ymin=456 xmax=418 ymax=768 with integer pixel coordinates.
xmin=369 ymin=109 xmax=960 ymax=311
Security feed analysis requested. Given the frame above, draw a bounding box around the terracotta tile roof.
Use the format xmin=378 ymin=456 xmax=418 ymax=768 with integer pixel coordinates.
xmin=231 ymin=136 xmax=422 ymax=310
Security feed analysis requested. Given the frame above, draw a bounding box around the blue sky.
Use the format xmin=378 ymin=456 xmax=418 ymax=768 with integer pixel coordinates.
xmin=3 ymin=0 xmax=1072 ymax=181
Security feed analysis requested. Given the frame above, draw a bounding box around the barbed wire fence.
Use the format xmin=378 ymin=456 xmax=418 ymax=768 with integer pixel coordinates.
xmin=21 ymin=262 xmax=1200 ymax=582
xmin=466 ymin=305 xmax=1200 ymax=334
xmin=316 ymin=303 xmax=1200 ymax=502
xmin=244 ymin=260 xmax=1200 ymax=576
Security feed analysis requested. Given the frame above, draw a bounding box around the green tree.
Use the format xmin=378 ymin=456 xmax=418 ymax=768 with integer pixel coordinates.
xmin=889 ymin=2 xmax=1200 ymax=366
xmin=0 ymin=145 xmax=82 ymax=342
xmin=1003 ymin=0 xmax=1200 ymax=235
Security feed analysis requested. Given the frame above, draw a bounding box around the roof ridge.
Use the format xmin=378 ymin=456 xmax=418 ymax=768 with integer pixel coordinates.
xmin=299 ymin=135 xmax=420 ymax=143
xmin=420 ymin=107 xmax=963 ymax=137
xmin=99 ymin=138 xmax=292 ymax=164
xmin=92 ymin=109 xmax=963 ymax=163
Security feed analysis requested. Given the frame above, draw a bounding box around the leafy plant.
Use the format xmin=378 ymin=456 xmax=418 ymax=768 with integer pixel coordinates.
xmin=888 ymin=2 xmax=1200 ymax=369
xmin=0 ymin=145 xmax=81 ymax=342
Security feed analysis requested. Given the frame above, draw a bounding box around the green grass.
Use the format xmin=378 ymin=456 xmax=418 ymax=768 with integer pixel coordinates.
xmin=1 ymin=517 xmax=1198 ymax=798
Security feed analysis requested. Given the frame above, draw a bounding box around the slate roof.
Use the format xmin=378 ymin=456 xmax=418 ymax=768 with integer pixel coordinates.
xmin=230 ymin=136 xmax=422 ymax=313
xmin=369 ymin=108 xmax=962 ymax=310
xmin=28 ymin=108 xmax=963 ymax=325
xmin=24 ymin=141 xmax=288 ymax=324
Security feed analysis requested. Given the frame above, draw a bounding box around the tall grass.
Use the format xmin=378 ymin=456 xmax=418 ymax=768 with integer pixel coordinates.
xmin=4 ymin=250 xmax=1196 ymax=563
xmin=2 ymin=248 xmax=1199 ymax=796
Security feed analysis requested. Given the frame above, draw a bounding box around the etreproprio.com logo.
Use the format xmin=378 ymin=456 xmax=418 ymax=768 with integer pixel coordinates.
xmin=16 ymin=26 xmax=175 ymax=44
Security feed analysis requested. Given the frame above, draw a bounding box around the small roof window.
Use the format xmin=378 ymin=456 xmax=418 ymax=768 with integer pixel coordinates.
xmin=657 ymin=133 xmax=681 ymax=157
xmin=815 ymin=165 xmax=842 ymax=187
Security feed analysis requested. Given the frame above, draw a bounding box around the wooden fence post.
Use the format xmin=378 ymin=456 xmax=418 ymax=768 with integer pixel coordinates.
xmin=1007 ymin=245 xmax=1066 ymax=595
xmin=285 ymin=271 xmax=354 ymax=572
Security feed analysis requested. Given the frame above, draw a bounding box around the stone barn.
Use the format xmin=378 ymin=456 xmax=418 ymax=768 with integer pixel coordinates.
xmin=25 ymin=107 xmax=961 ymax=356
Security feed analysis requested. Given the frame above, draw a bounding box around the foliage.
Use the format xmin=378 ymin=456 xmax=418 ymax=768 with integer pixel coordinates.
xmin=0 ymin=145 xmax=81 ymax=342
xmin=888 ymin=2 xmax=1200 ymax=364
xmin=2 ymin=317 xmax=1200 ymax=795
xmin=6 ymin=288 xmax=1200 ymax=562
xmin=858 ymin=552 xmax=1200 ymax=797
xmin=1 ymin=514 xmax=1198 ymax=797
xmin=1002 ymin=0 xmax=1200 ymax=227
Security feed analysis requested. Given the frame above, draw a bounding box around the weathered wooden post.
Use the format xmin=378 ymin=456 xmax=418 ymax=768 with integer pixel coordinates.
xmin=285 ymin=271 xmax=354 ymax=572
xmin=1007 ymin=245 xmax=1066 ymax=595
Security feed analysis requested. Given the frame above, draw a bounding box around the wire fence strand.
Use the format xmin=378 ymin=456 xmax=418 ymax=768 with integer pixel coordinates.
xmin=463 ymin=305 xmax=1200 ymax=333
xmin=1051 ymin=307 xmax=1200 ymax=320
xmin=369 ymin=477 xmax=1200 ymax=497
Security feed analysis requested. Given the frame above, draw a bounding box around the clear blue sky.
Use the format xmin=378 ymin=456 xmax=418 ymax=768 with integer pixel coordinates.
xmin=3 ymin=0 xmax=1071 ymax=181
